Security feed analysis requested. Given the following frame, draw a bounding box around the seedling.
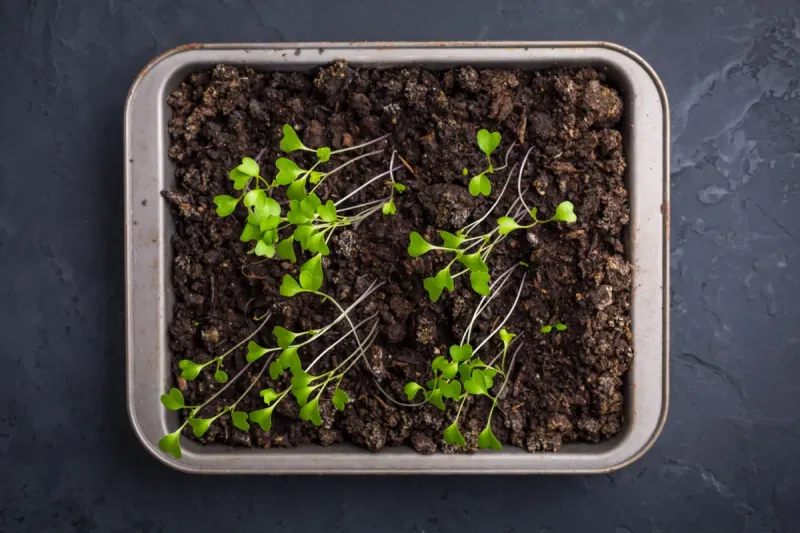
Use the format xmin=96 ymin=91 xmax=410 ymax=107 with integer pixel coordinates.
xmin=214 ymin=125 xmax=401 ymax=294
xmin=466 ymin=129 xmax=510 ymax=197
xmin=541 ymin=323 xmax=567 ymax=333
xmin=408 ymin=156 xmax=577 ymax=300
xmin=404 ymin=265 xmax=528 ymax=449
xmin=159 ymin=281 xmax=383 ymax=459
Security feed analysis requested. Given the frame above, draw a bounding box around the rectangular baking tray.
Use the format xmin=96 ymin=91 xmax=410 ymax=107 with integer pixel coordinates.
xmin=125 ymin=42 xmax=669 ymax=474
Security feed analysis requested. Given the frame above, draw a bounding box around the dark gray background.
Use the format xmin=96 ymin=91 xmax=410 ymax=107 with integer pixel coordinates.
xmin=1 ymin=0 xmax=798 ymax=531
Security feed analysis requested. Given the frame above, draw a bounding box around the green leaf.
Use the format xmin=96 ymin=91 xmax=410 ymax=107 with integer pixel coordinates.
xmin=262 ymin=197 xmax=281 ymax=217
xmin=254 ymin=240 xmax=275 ymax=258
xmin=303 ymin=193 xmax=322 ymax=214
xmin=260 ymin=388 xmax=280 ymax=405
xmin=299 ymin=397 xmax=323 ymax=426
xmin=243 ymin=188 xmax=267 ymax=210
xmin=160 ymin=388 xmax=185 ymax=411
xmin=269 ymin=360 xmax=283 ymax=380
xmin=552 ymin=201 xmax=577 ymax=223
xmin=541 ymin=325 xmax=553 ymax=333
xmin=529 ymin=206 xmax=538 ymax=220
xmin=280 ymin=124 xmax=307 ymax=153
xmin=332 ymin=388 xmax=350 ymax=411
xmin=478 ymin=424 xmax=503 ymax=450
xmin=299 ymin=254 xmax=323 ymax=290
xmin=316 ymin=147 xmax=331 ymax=162
xmin=188 ymin=417 xmax=213 ymax=438
xmin=470 ymin=271 xmax=491 ymax=296
xmin=435 ymin=267 xmax=455 ymax=292
xmin=237 ymin=157 xmax=260 ymax=177
xmin=499 ymin=328 xmax=516 ymax=347
xmin=276 ymin=237 xmax=296 ymax=262
xmin=158 ymin=430 xmax=182 ymax=459
xmin=465 ymin=369 xmax=488 ymax=395
xmin=275 ymin=157 xmax=305 ymax=185
xmin=279 ymin=347 xmax=301 ymax=372
xmin=292 ymin=384 xmax=315 ymax=407
xmin=458 ymin=252 xmax=488 ymax=273
xmin=240 ymin=223 xmax=262 ymax=243
xmin=231 ymin=411 xmax=250 ymax=431
xmin=214 ymin=369 xmax=229 ymax=383
xmin=443 ymin=421 xmax=466 ymax=447
xmin=446 ymin=380 xmax=462 ymax=399
xmin=393 ymin=182 xmax=407 ymax=193
xmin=476 ymin=129 xmax=501 ymax=157
xmin=439 ymin=360 xmax=458 ymax=380
xmin=468 ymin=173 xmax=491 ymax=197
xmin=449 ymin=344 xmax=474 ymax=363
xmin=229 ymin=168 xmax=250 ymax=190
xmin=382 ymin=200 xmax=396 ymax=216
xmin=290 ymin=368 xmax=314 ymax=387
xmin=259 ymin=215 xmax=282 ymax=232
xmin=248 ymin=406 xmax=274 ymax=432
xmin=408 ymin=231 xmax=433 ymax=257
xmin=317 ymin=199 xmax=337 ymax=222
xmin=280 ymin=275 xmax=304 ymax=297
xmin=213 ymin=195 xmax=239 ymax=217
xmin=246 ymin=341 xmax=268 ymax=363
xmin=427 ymin=389 xmax=446 ymax=411
xmin=555 ymin=323 xmax=567 ymax=331
xmin=462 ymin=167 xmax=469 ymax=176
xmin=286 ymin=176 xmax=308 ymax=201
xmin=293 ymin=225 xmax=314 ymax=250
xmin=273 ymin=326 xmax=297 ymax=349
xmin=307 ymin=232 xmax=331 ymax=256
xmin=404 ymin=382 xmax=424 ymax=401
xmin=286 ymin=206 xmax=311 ymax=225
xmin=483 ymin=367 xmax=497 ymax=389
xmin=438 ymin=230 xmax=465 ymax=249
xmin=309 ymin=171 xmax=325 ymax=184
xmin=458 ymin=364 xmax=471 ymax=382
xmin=497 ymin=216 xmax=522 ymax=235
xmin=431 ymin=356 xmax=446 ymax=374
xmin=178 ymin=360 xmax=204 ymax=380
xmin=423 ymin=277 xmax=444 ymax=302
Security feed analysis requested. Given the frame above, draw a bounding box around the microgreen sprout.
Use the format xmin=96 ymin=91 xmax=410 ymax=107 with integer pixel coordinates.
xmin=541 ymin=323 xmax=567 ymax=333
xmin=159 ymin=281 xmax=383 ymax=459
xmin=381 ymin=151 xmax=407 ymax=216
xmin=404 ymin=266 xmax=528 ymax=450
xmin=408 ymin=155 xmax=577 ymax=300
xmin=466 ymin=129 xmax=511 ymax=197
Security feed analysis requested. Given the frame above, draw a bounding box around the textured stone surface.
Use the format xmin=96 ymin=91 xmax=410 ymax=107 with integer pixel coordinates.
xmin=1 ymin=0 xmax=799 ymax=531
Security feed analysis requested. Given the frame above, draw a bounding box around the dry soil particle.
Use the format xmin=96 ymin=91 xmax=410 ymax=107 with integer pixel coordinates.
xmin=164 ymin=61 xmax=631 ymax=453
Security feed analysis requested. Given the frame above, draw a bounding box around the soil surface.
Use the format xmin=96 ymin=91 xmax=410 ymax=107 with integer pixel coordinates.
xmin=164 ymin=61 xmax=631 ymax=453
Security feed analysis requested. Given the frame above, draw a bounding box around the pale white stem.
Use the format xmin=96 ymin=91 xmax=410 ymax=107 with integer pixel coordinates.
xmin=493 ymin=142 xmax=517 ymax=172
xmin=306 ymin=313 xmax=379 ymax=371
xmin=463 ymin=265 xmax=518 ymax=344
xmin=473 ymin=272 xmax=528 ymax=357
xmin=517 ymin=147 xmax=535 ymax=214
xmin=331 ymin=133 xmax=391 ymax=155
xmin=334 ymin=167 xmax=402 ymax=207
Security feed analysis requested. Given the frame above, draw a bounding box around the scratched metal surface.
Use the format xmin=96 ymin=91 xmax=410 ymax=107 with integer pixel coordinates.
xmin=2 ymin=0 xmax=798 ymax=531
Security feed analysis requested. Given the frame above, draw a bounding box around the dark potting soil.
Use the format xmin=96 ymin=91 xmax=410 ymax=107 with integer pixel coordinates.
xmin=164 ymin=61 xmax=632 ymax=453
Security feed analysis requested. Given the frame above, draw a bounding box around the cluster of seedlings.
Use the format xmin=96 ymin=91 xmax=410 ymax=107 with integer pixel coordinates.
xmin=159 ymin=128 xmax=577 ymax=458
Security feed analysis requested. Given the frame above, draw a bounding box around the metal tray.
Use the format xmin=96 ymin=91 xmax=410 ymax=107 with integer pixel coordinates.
xmin=125 ymin=42 xmax=669 ymax=474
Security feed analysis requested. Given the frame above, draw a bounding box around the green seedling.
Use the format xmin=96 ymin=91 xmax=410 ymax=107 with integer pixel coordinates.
xmin=159 ymin=281 xmax=384 ymax=459
xmin=408 ymin=157 xmax=577 ymax=300
xmin=381 ymin=151 xmax=407 ymax=216
xmin=467 ymin=129 xmax=507 ymax=197
xmin=541 ymin=323 xmax=567 ymax=333
xmin=404 ymin=266 xmax=528 ymax=449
